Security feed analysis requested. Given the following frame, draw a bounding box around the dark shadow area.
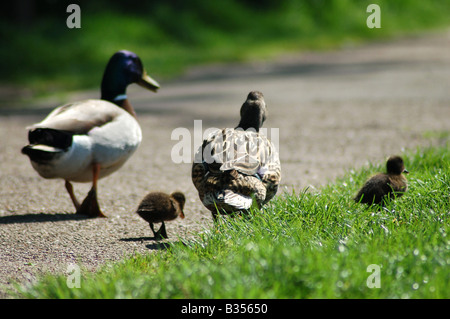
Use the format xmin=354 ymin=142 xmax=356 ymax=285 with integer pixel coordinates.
xmin=119 ymin=236 xmax=157 ymax=242
xmin=119 ymin=237 xmax=187 ymax=250
xmin=145 ymin=242 xmax=172 ymax=250
xmin=0 ymin=212 xmax=91 ymax=224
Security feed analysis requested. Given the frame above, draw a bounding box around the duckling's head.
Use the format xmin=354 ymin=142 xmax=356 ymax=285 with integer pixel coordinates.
xmin=386 ymin=156 xmax=409 ymax=175
xmin=101 ymin=50 xmax=160 ymax=103
xmin=237 ymin=91 xmax=267 ymax=132
xmin=171 ymin=191 xmax=186 ymax=219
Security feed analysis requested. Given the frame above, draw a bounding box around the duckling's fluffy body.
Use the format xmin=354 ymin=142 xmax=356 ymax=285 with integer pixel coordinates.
xmin=136 ymin=192 xmax=186 ymax=239
xmin=355 ymin=156 xmax=408 ymax=205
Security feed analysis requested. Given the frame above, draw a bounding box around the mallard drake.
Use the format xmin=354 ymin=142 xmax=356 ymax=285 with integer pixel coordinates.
xmin=136 ymin=191 xmax=186 ymax=239
xmin=21 ymin=50 xmax=160 ymax=218
xmin=192 ymin=91 xmax=281 ymax=219
xmin=354 ymin=155 xmax=409 ymax=206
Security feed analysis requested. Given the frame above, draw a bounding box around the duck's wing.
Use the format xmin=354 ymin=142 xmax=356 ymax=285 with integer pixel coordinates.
xmin=256 ymin=136 xmax=281 ymax=204
xmin=193 ymin=128 xmax=281 ymax=210
xmin=215 ymin=128 xmax=261 ymax=175
xmin=28 ymin=100 xmax=123 ymax=135
xmin=201 ymin=128 xmax=280 ymax=176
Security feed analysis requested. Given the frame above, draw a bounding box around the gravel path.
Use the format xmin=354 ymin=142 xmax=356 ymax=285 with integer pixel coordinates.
xmin=1 ymin=31 xmax=449 ymax=298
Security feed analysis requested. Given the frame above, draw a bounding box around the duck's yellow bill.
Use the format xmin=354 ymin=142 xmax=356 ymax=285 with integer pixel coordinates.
xmin=138 ymin=71 xmax=160 ymax=92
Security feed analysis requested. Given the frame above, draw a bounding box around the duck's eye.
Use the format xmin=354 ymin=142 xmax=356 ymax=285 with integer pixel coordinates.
xmin=132 ymin=57 xmax=143 ymax=71
xmin=125 ymin=59 xmax=142 ymax=78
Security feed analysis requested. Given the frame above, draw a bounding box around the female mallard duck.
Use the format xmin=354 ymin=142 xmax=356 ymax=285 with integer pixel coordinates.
xmin=354 ymin=155 xmax=409 ymax=206
xmin=21 ymin=50 xmax=160 ymax=218
xmin=192 ymin=91 xmax=281 ymax=220
xmin=136 ymin=191 xmax=186 ymax=239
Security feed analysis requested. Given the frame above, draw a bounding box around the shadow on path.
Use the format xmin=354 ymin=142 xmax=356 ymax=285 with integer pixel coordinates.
xmin=0 ymin=212 xmax=91 ymax=224
xmin=120 ymin=237 xmax=188 ymax=250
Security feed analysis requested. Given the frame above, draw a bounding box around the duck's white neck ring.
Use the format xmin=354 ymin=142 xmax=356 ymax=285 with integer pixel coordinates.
xmin=113 ymin=94 xmax=127 ymax=102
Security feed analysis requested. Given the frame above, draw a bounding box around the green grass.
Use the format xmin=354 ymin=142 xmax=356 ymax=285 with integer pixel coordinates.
xmin=2 ymin=0 xmax=450 ymax=102
xmin=15 ymin=145 xmax=450 ymax=298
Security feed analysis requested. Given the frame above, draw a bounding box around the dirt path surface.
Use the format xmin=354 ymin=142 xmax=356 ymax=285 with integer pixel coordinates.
xmin=1 ymin=31 xmax=449 ymax=297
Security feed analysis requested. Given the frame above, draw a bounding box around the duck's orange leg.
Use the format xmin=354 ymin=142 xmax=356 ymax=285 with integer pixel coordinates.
xmin=76 ymin=163 xmax=106 ymax=218
xmin=65 ymin=180 xmax=80 ymax=211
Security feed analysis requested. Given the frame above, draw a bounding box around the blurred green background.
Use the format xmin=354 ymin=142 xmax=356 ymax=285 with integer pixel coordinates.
xmin=1 ymin=0 xmax=449 ymax=103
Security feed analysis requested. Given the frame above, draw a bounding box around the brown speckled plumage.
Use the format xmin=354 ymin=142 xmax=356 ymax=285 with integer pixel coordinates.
xmin=354 ymin=156 xmax=408 ymax=206
xmin=136 ymin=191 xmax=185 ymax=239
xmin=192 ymin=91 xmax=281 ymax=219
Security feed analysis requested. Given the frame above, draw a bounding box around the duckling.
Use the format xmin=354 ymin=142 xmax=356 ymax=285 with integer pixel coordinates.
xmin=354 ymin=155 xmax=409 ymax=206
xmin=21 ymin=50 xmax=160 ymax=217
xmin=136 ymin=192 xmax=186 ymax=239
xmin=192 ymin=91 xmax=281 ymax=220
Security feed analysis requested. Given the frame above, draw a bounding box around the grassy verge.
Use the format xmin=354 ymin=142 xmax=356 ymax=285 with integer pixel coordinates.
xmin=1 ymin=0 xmax=450 ymax=101
xmin=16 ymin=145 xmax=449 ymax=298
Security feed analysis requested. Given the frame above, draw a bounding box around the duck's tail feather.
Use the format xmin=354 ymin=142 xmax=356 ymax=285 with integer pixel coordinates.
xmin=21 ymin=144 xmax=65 ymax=163
xmin=28 ymin=128 xmax=73 ymax=149
xmin=203 ymin=189 xmax=253 ymax=210
xmin=22 ymin=128 xmax=73 ymax=163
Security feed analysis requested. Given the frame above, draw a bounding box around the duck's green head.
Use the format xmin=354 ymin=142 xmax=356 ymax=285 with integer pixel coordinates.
xmin=101 ymin=50 xmax=160 ymax=103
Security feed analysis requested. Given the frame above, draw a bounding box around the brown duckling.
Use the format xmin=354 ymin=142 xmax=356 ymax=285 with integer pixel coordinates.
xmin=354 ymin=155 xmax=409 ymax=206
xmin=136 ymin=191 xmax=185 ymax=239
